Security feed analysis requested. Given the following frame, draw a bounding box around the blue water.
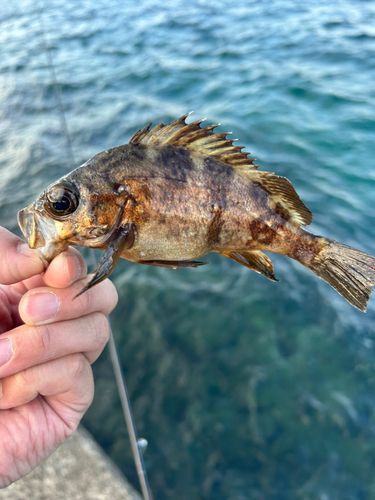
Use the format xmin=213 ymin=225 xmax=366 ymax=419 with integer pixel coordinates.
xmin=1 ymin=1 xmax=375 ymax=498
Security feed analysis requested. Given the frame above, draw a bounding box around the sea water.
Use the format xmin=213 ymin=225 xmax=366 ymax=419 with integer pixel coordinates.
xmin=1 ymin=1 xmax=375 ymax=498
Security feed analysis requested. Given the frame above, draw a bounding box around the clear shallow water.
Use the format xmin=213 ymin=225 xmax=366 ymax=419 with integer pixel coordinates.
xmin=1 ymin=1 xmax=375 ymax=498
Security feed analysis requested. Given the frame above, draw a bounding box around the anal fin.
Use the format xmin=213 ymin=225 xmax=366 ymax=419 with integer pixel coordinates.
xmin=221 ymin=250 xmax=278 ymax=282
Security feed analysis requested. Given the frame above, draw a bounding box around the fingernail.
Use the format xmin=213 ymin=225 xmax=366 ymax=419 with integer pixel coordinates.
xmin=24 ymin=292 xmax=60 ymax=325
xmin=0 ymin=338 xmax=13 ymax=367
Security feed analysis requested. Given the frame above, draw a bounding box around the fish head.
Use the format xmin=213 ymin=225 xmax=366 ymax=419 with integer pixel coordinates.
xmin=18 ymin=166 xmax=130 ymax=263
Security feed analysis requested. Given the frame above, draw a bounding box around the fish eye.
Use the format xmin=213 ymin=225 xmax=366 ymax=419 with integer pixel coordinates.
xmin=44 ymin=182 xmax=79 ymax=218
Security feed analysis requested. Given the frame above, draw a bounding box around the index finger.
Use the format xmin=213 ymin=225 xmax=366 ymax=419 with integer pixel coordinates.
xmin=0 ymin=227 xmax=44 ymax=285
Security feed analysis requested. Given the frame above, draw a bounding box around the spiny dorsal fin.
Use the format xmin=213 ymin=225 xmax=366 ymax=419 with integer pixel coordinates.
xmin=129 ymin=114 xmax=312 ymax=226
xmin=220 ymin=250 xmax=278 ymax=281
xmin=237 ymin=168 xmax=313 ymax=226
xmin=129 ymin=113 xmax=258 ymax=169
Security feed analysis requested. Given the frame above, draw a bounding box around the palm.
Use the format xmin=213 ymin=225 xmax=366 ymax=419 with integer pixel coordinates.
xmin=1 ymin=397 xmax=73 ymax=481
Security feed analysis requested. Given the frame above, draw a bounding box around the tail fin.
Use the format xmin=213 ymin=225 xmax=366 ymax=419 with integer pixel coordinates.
xmin=309 ymin=240 xmax=375 ymax=312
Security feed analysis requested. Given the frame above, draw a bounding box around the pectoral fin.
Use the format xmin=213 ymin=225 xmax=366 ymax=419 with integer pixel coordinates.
xmin=221 ymin=250 xmax=278 ymax=282
xmin=75 ymin=223 xmax=135 ymax=298
xmin=139 ymin=260 xmax=208 ymax=269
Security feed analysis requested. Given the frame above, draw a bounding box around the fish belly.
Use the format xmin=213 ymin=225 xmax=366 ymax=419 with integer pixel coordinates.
xmin=120 ymin=216 xmax=213 ymax=262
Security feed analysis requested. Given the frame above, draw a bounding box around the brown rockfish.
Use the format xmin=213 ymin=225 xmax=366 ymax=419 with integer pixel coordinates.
xmin=18 ymin=114 xmax=375 ymax=311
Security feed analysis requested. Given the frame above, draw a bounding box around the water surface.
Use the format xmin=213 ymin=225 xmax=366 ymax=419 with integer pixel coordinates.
xmin=1 ymin=1 xmax=375 ymax=498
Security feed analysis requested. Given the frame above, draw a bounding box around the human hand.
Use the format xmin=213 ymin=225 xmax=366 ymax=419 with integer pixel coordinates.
xmin=0 ymin=227 xmax=118 ymax=488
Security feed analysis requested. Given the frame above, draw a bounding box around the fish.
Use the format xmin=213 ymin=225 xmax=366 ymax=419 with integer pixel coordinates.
xmin=18 ymin=113 xmax=375 ymax=311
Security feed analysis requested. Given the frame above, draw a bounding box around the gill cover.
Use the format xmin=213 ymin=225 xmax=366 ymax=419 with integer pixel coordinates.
xmin=75 ymin=223 xmax=135 ymax=298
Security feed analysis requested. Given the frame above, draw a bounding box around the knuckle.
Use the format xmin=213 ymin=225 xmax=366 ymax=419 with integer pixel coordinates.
xmin=77 ymin=286 xmax=92 ymax=311
xmin=10 ymin=367 xmax=32 ymax=393
xmin=2 ymin=258 xmax=17 ymax=284
xmin=75 ymin=279 xmax=118 ymax=315
xmin=96 ymin=280 xmax=119 ymax=313
xmin=68 ymin=353 xmax=89 ymax=380
xmin=89 ymin=313 xmax=110 ymax=351
xmin=106 ymin=280 xmax=119 ymax=309
xmin=28 ymin=324 xmax=54 ymax=359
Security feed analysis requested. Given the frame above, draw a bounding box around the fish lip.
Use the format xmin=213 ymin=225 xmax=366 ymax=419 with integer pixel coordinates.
xmin=18 ymin=208 xmax=46 ymax=249
xmin=18 ymin=206 xmax=66 ymax=263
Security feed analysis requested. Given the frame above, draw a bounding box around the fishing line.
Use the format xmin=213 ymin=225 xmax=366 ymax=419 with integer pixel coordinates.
xmin=35 ymin=0 xmax=75 ymax=168
xmin=108 ymin=325 xmax=152 ymax=500
xmin=33 ymin=3 xmax=152 ymax=499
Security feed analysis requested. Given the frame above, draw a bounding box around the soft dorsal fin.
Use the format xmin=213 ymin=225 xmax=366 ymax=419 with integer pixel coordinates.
xmin=237 ymin=169 xmax=313 ymax=226
xmin=129 ymin=113 xmax=312 ymax=226
xmin=129 ymin=112 xmax=258 ymax=169
xmin=220 ymin=250 xmax=278 ymax=281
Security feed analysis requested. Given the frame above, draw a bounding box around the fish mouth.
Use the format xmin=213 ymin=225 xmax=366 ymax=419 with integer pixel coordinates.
xmin=18 ymin=207 xmax=66 ymax=263
xmin=18 ymin=208 xmax=46 ymax=248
